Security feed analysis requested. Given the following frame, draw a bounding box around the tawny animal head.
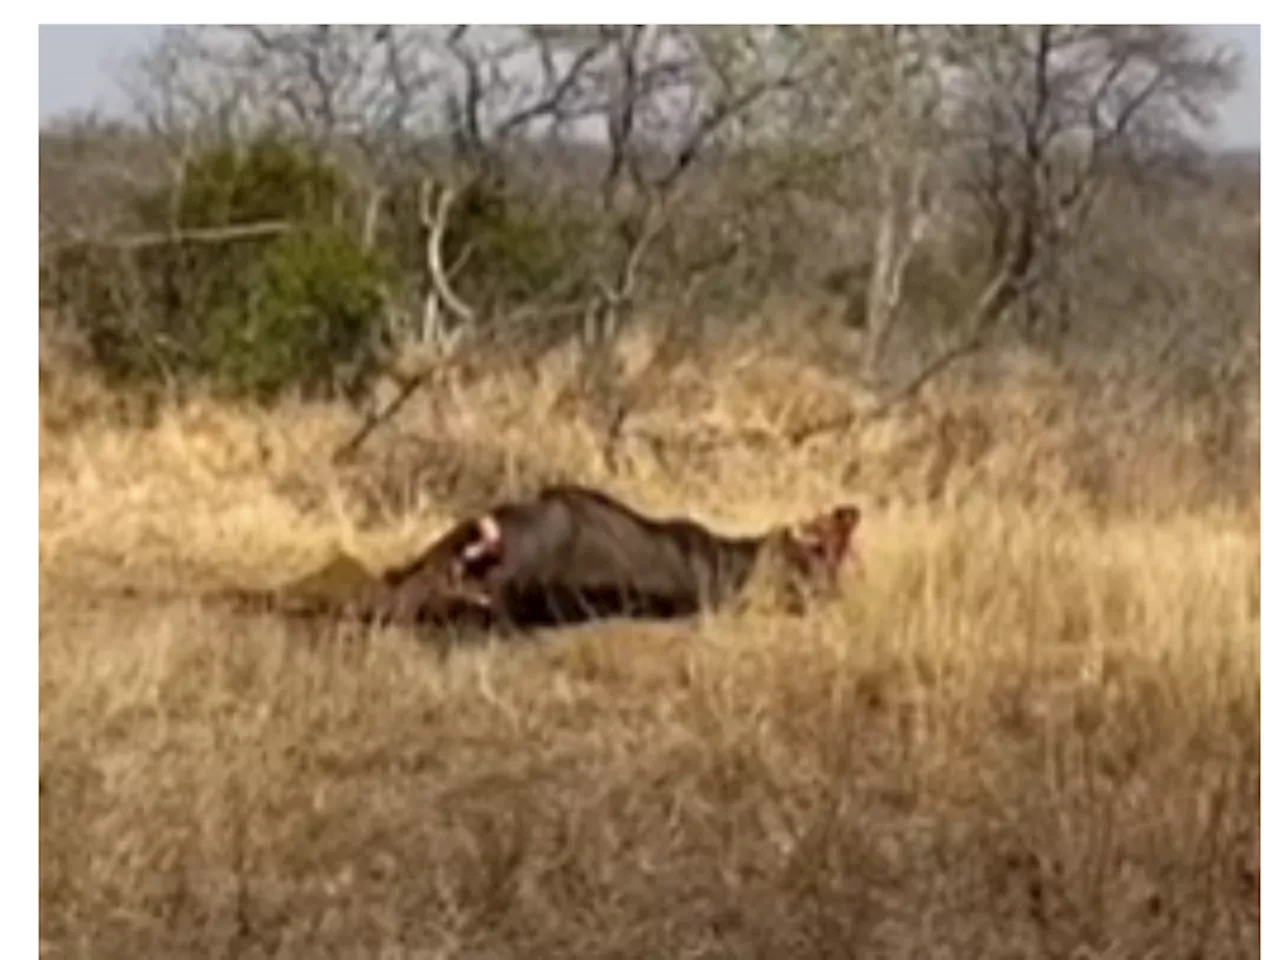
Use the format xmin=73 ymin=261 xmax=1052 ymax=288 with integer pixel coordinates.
xmin=780 ymin=503 xmax=862 ymax=589
xmin=411 ymin=512 xmax=504 ymax=612
xmin=377 ymin=513 xmax=507 ymax=616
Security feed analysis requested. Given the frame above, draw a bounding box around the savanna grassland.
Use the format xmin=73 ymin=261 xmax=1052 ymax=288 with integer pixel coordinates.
xmin=39 ymin=328 xmax=1259 ymax=959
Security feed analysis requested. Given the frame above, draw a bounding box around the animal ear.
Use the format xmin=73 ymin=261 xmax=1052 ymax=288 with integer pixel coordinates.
xmin=791 ymin=504 xmax=861 ymax=562
xmin=829 ymin=505 xmax=861 ymax=541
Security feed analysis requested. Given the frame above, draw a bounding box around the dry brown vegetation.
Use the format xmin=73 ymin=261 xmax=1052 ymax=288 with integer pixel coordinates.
xmin=39 ymin=322 xmax=1258 ymax=958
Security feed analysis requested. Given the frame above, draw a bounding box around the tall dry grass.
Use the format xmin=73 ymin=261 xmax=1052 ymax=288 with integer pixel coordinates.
xmin=39 ymin=332 xmax=1259 ymax=958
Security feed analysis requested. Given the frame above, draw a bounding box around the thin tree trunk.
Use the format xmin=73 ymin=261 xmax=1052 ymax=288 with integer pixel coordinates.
xmin=861 ymin=150 xmax=929 ymax=385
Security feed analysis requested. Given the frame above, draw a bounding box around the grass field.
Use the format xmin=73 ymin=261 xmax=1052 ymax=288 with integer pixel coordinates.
xmin=39 ymin=337 xmax=1259 ymax=958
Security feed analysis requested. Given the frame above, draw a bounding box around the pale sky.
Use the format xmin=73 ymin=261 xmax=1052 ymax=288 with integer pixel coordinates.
xmin=38 ymin=24 xmax=1262 ymax=149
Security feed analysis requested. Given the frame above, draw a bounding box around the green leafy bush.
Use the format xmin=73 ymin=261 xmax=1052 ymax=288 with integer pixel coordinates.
xmin=453 ymin=185 xmax=589 ymax=305
xmin=52 ymin=134 xmax=391 ymax=403
xmin=201 ymin=226 xmax=390 ymax=401
xmin=380 ymin=171 xmax=596 ymax=316
xmin=135 ymin=135 xmax=347 ymax=229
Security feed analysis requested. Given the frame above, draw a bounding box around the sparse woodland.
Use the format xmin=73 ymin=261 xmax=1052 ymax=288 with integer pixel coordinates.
xmin=39 ymin=25 xmax=1258 ymax=958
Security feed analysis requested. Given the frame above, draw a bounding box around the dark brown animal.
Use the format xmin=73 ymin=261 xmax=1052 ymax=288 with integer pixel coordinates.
xmin=372 ymin=484 xmax=863 ymax=630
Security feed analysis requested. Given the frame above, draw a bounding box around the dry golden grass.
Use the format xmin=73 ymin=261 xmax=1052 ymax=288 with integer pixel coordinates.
xmin=39 ymin=337 xmax=1258 ymax=958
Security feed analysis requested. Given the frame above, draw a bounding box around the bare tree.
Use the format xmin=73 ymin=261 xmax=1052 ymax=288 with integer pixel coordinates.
xmin=764 ymin=25 xmax=1237 ymax=404
xmin=926 ymin=26 xmax=1240 ymax=387
xmin=771 ymin=26 xmax=950 ymax=384
xmin=574 ymin=26 xmax=810 ymax=341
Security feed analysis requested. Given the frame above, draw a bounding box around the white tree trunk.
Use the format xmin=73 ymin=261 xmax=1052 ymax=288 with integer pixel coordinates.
xmin=862 ymin=149 xmax=930 ymax=385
